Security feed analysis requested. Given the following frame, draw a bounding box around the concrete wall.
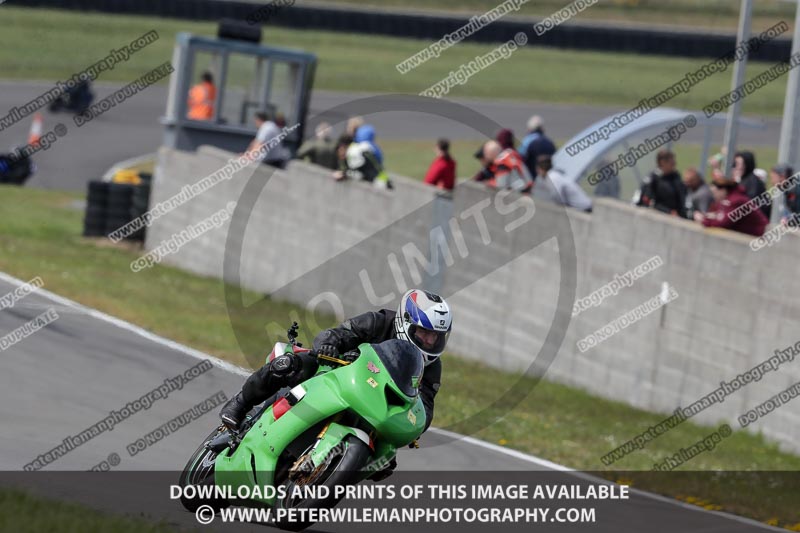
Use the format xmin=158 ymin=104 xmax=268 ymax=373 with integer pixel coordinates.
xmin=148 ymin=145 xmax=800 ymax=455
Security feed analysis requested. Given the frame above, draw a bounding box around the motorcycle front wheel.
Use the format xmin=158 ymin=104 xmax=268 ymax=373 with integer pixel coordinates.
xmin=177 ymin=425 xmax=230 ymax=512
xmin=274 ymin=435 xmax=371 ymax=531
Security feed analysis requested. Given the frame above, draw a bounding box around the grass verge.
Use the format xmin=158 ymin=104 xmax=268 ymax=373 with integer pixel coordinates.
xmin=0 ymin=6 xmax=793 ymax=114
xmin=1 ymin=186 xmax=800 ymax=528
xmin=325 ymin=0 xmax=795 ymax=32
xmin=0 ymin=489 xmax=179 ymax=533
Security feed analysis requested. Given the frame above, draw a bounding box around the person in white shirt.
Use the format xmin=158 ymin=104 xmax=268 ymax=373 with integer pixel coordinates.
xmin=246 ymin=111 xmax=291 ymax=169
xmin=534 ymin=155 xmax=592 ymax=212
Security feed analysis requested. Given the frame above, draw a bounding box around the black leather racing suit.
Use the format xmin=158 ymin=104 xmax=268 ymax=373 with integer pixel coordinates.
xmin=238 ymin=309 xmax=441 ymax=432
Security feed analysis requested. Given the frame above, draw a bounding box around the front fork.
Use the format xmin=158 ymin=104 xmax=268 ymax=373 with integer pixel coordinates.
xmin=287 ymin=417 xmax=379 ymax=481
xmin=289 ymin=418 xmax=335 ymax=479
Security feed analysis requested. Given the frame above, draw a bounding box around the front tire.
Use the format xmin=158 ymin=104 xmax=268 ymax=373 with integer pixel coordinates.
xmin=274 ymin=435 xmax=371 ymax=531
xmin=177 ymin=426 xmax=230 ymax=512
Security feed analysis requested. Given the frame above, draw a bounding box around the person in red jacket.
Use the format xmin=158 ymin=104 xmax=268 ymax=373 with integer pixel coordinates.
xmin=424 ymin=138 xmax=456 ymax=191
xmin=693 ymin=174 xmax=767 ymax=236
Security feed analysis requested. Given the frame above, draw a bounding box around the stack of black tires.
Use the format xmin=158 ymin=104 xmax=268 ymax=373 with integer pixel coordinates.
xmin=83 ymin=175 xmax=151 ymax=241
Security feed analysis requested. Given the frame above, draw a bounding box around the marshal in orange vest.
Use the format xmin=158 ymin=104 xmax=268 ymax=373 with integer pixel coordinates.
xmin=187 ymin=71 xmax=216 ymax=121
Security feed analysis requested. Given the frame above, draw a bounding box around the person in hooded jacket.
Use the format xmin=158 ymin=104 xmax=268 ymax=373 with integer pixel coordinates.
xmin=332 ymin=134 xmax=392 ymax=189
xmin=732 ymin=151 xmax=770 ymax=219
xmin=353 ymin=124 xmax=383 ymax=165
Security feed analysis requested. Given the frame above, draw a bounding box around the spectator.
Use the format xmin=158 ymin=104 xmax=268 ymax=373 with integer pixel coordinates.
xmin=732 ymin=151 xmax=770 ymax=219
xmin=471 ymin=142 xmax=491 ymax=181
xmin=346 ymin=116 xmax=364 ymax=137
xmin=424 ymin=138 xmax=456 ymax=191
xmin=334 ymin=134 xmax=352 ymax=169
xmin=333 ymin=135 xmax=353 ymax=175
xmin=187 ymin=71 xmax=216 ymax=121
xmin=519 ymin=115 xmax=556 ymax=177
xmin=682 ymin=167 xmax=713 ymax=218
xmin=534 ymin=155 xmax=592 ymax=212
xmin=693 ymin=174 xmax=767 ymax=237
xmin=770 ymin=163 xmax=800 ymax=226
xmin=354 ymin=124 xmax=383 ymax=165
xmin=296 ymin=122 xmax=337 ymax=170
xmin=633 ymin=150 xmax=687 ymax=218
xmin=246 ymin=111 xmax=290 ymax=169
xmin=473 ymin=140 xmax=533 ymax=192
xmin=333 ymin=134 xmax=392 ymax=189
xmin=593 ymin=159 xmax=620 ymax=200
xmin=707 ymin=147 xmax=727 ymax=182
xmin=496 ymin=128 xmax=515 ymax=150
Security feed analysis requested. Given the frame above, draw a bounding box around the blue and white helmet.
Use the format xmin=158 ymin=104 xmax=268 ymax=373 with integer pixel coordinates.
xmin=395 ymin=289 xmax=452 ymax=366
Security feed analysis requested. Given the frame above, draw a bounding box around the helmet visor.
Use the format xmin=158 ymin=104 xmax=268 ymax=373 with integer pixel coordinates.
xmin=408 ymin=325 xmax=449 ymax=356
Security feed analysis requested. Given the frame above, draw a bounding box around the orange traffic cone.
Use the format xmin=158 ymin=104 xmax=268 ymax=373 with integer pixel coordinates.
xmin=28 ymin=113 xmax=43 ymax=149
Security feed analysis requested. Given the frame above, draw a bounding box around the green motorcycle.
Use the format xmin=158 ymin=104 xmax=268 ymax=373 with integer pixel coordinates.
xmin=178 ymin=323 xmax=426 ymax=530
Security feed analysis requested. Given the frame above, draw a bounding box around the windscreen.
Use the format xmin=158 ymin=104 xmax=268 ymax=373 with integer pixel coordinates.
xmin=371 ymin=339 xmax=424 ymax=397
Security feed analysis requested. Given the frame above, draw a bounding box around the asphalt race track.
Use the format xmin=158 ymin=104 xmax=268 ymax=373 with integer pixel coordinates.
xmin=0 ymin=273 xmax=782 ymax=532
xmin=0 ymin=81 xmax=780 ymax=192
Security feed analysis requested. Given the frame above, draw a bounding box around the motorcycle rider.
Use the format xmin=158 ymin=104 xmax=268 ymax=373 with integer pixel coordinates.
xmin=219 ymin=289 xmax=451 ymax=438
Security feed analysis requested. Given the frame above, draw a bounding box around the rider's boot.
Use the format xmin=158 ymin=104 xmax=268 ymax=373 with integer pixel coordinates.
xmin=219 ymin=392 xmax=252 ymax=430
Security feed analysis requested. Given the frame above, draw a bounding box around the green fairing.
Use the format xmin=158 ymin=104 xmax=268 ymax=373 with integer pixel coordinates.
xmin=213 ymin=342 xmax=425 ymax=505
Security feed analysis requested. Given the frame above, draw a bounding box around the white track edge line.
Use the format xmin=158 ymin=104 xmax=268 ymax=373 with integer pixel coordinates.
xmin=0 ymin=271 xmax=250 ymax=378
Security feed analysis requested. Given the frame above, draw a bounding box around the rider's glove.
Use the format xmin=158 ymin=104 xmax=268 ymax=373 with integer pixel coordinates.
xmin=270 ymin=353 xmax=302 ymax=377
xmin=316 ymin=344 xmax=339 ymax=359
